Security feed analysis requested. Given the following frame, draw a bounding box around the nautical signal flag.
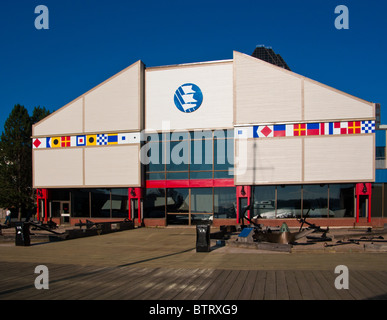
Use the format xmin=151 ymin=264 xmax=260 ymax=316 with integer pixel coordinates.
xmin=51 ymin=137 xmax=61 ymax=148
xmin=61 ymin=136 xmax=71 ymax=147
xmin=306 ymin=123 xmax=320 ymax=136
xmin=333 ymin=122 xmax=347 ymax=135
xmin=253 ymin=125 xmax=273 ymax=138
xmin=86 ymin=135 xmax=97 ymax=146
xmin=273 ymin=125 xmax=286 ymax=137
xmin=76 ymin=135 xmax=86 ymax=146
xmin=108 ymin=134 xmax=118 ymax=145
xmin=293 ymin=124 xmax=306 ymax=136
xmin=348 ymin=121 xmax=361 ymax=134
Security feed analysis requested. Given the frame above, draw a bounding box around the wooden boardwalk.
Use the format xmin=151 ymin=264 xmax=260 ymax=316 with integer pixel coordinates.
xmin=0 ymin=261 xmax=386 ymax=300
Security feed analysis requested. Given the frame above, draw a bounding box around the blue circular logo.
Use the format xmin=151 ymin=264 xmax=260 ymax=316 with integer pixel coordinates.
xmin=174 ymin=83 xmax=203 ymax=113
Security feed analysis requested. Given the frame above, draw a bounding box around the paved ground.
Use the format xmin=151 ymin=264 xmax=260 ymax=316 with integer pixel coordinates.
xmin=0 ymin=226 xmax=386 ymax=301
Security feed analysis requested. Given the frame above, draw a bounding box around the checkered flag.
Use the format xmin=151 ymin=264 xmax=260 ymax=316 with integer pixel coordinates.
xmin=361 ymin=121 xmax=375 ymax=133
xmin=97 ymin=134 xmax=108 ymax=145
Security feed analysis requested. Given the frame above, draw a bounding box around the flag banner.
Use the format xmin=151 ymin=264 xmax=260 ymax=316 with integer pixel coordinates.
xmin=51 ymin=137 xmax=61 ymax=148
xmin=76 ymin=135 xmax=86 ymax=146
xmin=348 ymin=121 xmax=361 ymax=134
xmin=293 ymin=124 xmax=306 ymax=136
xmin=107 ymin=134 xmax=118 ymax=145
xmin=361 ymin=120 xmax=375 ymax=133
xmin=86 ymin=135 xmax=97 ymax=146
xmin=33 ymin=138 xmax=46 ymax=149
xmin=307 ymin=123 xmax=320 ymax=136
xmin=273 ymin=125 xmax=286 ymax=137
xmin=253 ymin=125 xmax=273 ymax=138
xmin=31 ymin=120 xmax=376 ymax=149
xmin=320 ymin=122 xmax=334 ymax=135
xmin=96 ymin=134 xmax=108 ymax=145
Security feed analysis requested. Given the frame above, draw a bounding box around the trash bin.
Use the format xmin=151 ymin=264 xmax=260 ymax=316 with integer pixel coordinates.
xmin=196 ymin=224 xmax=210 ymax=252
xmin=15 ymin=222 xmax=30 ymax=246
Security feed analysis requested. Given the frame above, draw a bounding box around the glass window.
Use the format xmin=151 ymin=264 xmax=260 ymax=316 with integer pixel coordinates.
xmin=71 ymin=189 xmax=90 ymax=218
xmin=303 ymin=185 xmax=328 ymax=218
xmin=191 ymin=188 xmax=213 ymax=213
xmin=146 ymin=172 xmax=166 ymax=180
xmin=190 ymin=139 xmax=213 ymax=171
xmin=166 ymin=188 xmax=189 ymax=213
xmin=167 ymin=140 xmax=189 ymax=172
xmin=144 ymin=141 xmax=164 ymax=172
xmin=51 ymin=189 xmax=70 ymax=201
xmin=371 ymin=184 xmax=383 ymax=218
xmin=166 ymin=172 xmax=189 ymax=180
xmin=329 ymin=184 xmax=355 ymax=218
xmin=190 ymin=171 xmax=213 ymax=179
xmin=144 ymin=188 xmax=166 ymax=219
xmin=111 ymin=188 xmax=128 ymax=218
xmin=214 ymin=187 xmax=236 ymax=219
xmin=277 ymin=185 xmax=301 ymax=218
xmin=252 ymin=186 xmax=276 ymax=219
xmin=214 ymin=138 xmax=234 ymax=171
xmin=90 ymin=189 xmax=111 ymax=218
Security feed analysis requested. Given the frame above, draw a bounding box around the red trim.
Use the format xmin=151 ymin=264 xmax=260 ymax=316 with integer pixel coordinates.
xmin=355 ymin=183 xmax=372 ymax=223
xmin=146 ymin=179 xmax=235 ymax=189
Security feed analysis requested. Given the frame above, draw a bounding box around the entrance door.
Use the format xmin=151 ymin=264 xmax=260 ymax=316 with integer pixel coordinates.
xmin=52 ymin=201 xmax=71 ymax=224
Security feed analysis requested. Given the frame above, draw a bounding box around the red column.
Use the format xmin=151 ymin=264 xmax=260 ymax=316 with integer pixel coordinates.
xmin=128 ymin=187 xmax=143 ymax=224
xmin=236 ymin=186 xmax=251 ymax=223
xmin=355 ymin=183 xmax=372 ymax=223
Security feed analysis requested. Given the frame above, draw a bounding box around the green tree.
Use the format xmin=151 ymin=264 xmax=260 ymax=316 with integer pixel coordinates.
xmin=0 ymin=104 xmax=50 ymax=220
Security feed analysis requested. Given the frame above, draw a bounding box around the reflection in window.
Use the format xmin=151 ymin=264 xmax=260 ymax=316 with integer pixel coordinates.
xmin=214 ymin=187 xmax=236 ymax=219
xmin=252 ymin=186 xmax=276 ymax=219
xmin=371 ymin=184 xmax=383 ymax=217
xmin=71 ymin=189 xmax=90 ymax=217
xmin=191 ymin=188 xmax=213 ymax=213
xmin=302 ymin=185 xmax=328 ymax=218
xmin=166 ymin=188 xmax=189 ymax=213
xmin=329 ymin=184 xmax=355 ymax=218
xmin=144 ymin=188 xmax=166 ymax=218
xmin=277 ymin=185 xmax=301 ymax=218
xmin=111 ymin=188 xmax=128 ymax=218
xmin=91 ymin=189 xmax=111 ymax=218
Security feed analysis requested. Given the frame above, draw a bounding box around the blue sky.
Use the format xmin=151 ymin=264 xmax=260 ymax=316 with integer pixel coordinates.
xmin=1 ymin=0 xmax=386 ymax=130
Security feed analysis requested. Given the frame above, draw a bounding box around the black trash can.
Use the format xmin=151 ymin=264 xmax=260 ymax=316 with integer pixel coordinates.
xmin=196 ymin=224 xmax=210 ymax=252
xmin=15 ymin=222 xmax=30 ymax=246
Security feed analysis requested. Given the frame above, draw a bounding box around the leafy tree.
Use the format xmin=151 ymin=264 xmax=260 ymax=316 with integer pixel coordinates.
xmin=0 ymin=104 xmax=50 ymax=220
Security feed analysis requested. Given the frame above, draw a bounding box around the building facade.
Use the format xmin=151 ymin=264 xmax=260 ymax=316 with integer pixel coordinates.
xmin=32 ymin=50 xmax=385 ymax=228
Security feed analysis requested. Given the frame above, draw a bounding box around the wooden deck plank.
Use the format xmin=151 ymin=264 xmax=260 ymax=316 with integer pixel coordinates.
xmin=198 ymin=269 xmax=231 ymax=300
xmin=139 ymin=268 xmax=193 ymax=300
xmin=350 ymin=270 xmax=382 ymax=300
xmin=263 ymin=271 xmax=276 ymax=300
xmin=237 ymin=270 xmax=257 ymax=300
xmin=285 ymin=271 xmax=302 ymax=300
xmin=276 ymin=270 xmax=289 ymax=300
xmin=92 ymin=267 xmax=161 ymax=300
xmin=294 ymin=270 xmax=314 ymax=300
xmin=159 ymin=268 xmax=204 ymax=300
xmin=172 ymin=268 xmax=216 ymax=300
xmin=225 ymin=270 xmax=249 ymax=300
xmin=250 ymin=271 xmax=266 ymax=300
xmin=212 ymin=270 xmax=240 ymax=300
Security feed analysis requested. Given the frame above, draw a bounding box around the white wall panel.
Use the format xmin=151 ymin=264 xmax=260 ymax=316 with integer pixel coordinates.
xmin=235 ymin=138 xmax=302 ymax=185
xmin=234 ymin=51 xmax=302 ymax=124
xmin=33 ymin=148 xmax=83 ymax=187
xmin=304 ymin=135 xmax=374 ymax=182
xmin=304 ymin=80 xmax=374 ymax=121
xmin=145 ymin=61 xmax=233 ymax=131
xmin=85 ymin=61 xmax=143 ymax=132
xmin=84 ymin=145 xmax=140 ymax=186
xmin=33 ymin=98 xmax=83 ymax=136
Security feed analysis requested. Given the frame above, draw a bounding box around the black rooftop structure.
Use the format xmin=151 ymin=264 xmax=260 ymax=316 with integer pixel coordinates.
xmin=251 ymin=45 xmax=291 ymax=71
